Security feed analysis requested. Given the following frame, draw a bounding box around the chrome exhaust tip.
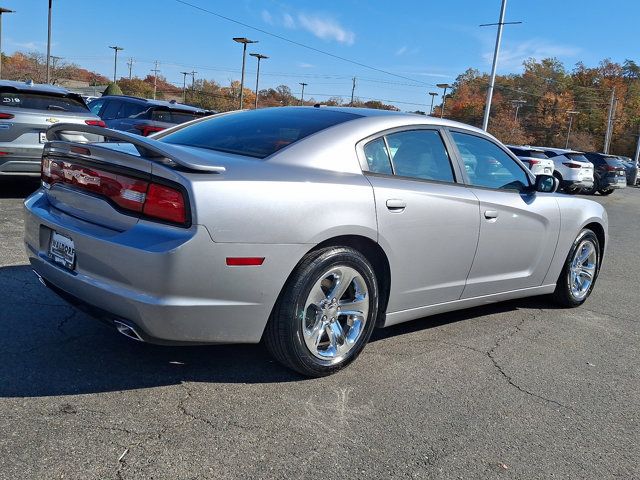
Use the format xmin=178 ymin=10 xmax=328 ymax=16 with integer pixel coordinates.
xmin=114 ymin=320 xmax=144 ymax=342
xmin=32 ymin=269 xmax=47 ymax=287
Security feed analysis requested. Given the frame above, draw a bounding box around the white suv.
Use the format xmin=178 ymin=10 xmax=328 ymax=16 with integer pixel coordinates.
xmin=535 ymin=147 xmax=594 ymax=194
xmin=507 ymin=145 xmax=555 ymax=176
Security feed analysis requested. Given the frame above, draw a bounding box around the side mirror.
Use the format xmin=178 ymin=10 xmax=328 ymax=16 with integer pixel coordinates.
xmin=534 ymin=174 xmax=559 ymax=193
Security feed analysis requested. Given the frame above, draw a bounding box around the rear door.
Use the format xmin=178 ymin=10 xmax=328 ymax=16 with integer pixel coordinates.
xmin=359 ymin=127 xmax=480 ymax=312
xmin=447 ymin=130 xmax=561 ymax=298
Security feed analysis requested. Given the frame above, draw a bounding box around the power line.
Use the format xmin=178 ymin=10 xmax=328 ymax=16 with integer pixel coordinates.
xmin=173 ymin=0 xmax=432 ymax=86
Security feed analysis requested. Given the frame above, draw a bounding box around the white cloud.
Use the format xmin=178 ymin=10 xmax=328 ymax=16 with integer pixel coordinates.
xmin=10 ymin=40 xmax=48 ymax=50
xmin=298 ymin=62 xmax=315 ymax=68
xmin=297 ymin=13 xmax=355 ymax=45
xmin=261 ymin=10 xmax=273 ymax=25
xmin=283 ymin=13 xmax=295 ymax=29
xmin=485 ymin=39 xmax=581 ymax=71
xmin=396 ymin=46 xmax=408 ymax=56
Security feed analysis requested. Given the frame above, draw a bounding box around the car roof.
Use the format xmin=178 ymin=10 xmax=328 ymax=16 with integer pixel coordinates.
xmin=506 ymin=144 xmax=546 ymax=153
xmin=99 ymin=95 xmax=207 ymax=113
xmin=0 ymin=79 xmax=75 ymax=96
xmin=533 ymin=146 xmax=585 ymax=155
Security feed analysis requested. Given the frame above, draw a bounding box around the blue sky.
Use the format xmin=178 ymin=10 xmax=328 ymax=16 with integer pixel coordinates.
xmin=2 ymin=0 xmax=637 ymax=110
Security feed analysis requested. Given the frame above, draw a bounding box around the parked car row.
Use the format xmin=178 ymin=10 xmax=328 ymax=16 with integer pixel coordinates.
xmin=508 ymin=144 xmax=637 ymax=196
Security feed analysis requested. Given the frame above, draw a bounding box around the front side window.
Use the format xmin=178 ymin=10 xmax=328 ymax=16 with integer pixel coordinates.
xmin=450 ymin=132 xmax=529 ymax=191
xmin=385 ymin=130 xmax=455 ymax=183
xmin=88 ymin=98 xmax=105 ymax=115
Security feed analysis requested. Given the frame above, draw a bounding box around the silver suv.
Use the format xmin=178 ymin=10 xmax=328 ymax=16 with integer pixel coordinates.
xmin=0 ymin=80 xmax=103 ymax=176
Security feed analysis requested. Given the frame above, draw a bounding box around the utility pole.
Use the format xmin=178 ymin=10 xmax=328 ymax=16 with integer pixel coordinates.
xmin=180 ymin=71 xmax=190 ymax=103
xmin=46 ymin=0 xmax=52 ymax=83
xmin=436 ymin=83 xmax=451 ymax=118
xmin=480 ymin=0 xmax=522 ymax=131
xmin=299 ymin=82 xmax=307 ymax=105
xmin=350 ymin=77 xmax=356 ymax=106
xmin=0 ymin=8 xmax=15 ymax=80
xmin=127 ymin=58 xmax=134 ymax=79
xmin=233 ymin=37 xmax=258 ymax=110
xmin=151 ymin=61 xmax=160 ymax=100
xmin=108 ymin=45 xmax=123 ymax=83
xmin=604 ymin=88 xmax=616 ymax=154
xmin=249 ymin=53 xmax=268 ymax=109
xmin=49 ymin=55 xmax=62 ymax=84
xmin=428 ymin=92 xmax=438 ymax=115
xmin=634 ymin=124 xmax=640 ymax=166
xmin=565 ymin=110 xmax=579 ymax=149
xmin=511 ymin=99 xmax=526 ymax=121
xmin=190 ymin=70 xmax=197 ymax=90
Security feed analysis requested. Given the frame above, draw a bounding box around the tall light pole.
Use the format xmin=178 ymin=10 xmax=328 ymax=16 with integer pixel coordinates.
xmin=127 ymin=58 xmax=134 ymax=79
xmin=480 ymin=0 xmax=521 ymax=131
xmin=180 ymin=71 xmax=189 ymax=103
xmin=233 ymin=37 xmax=258 ymax=110
xmin=436 ymin=83 xmax=451 ymax=118
xmin=46 ymin=0 xmax=52 ymax=83
xmin=511 ymin=99 xmax=526 ymax=121
xmin=428 ymin=92 xmax=438 ymax=115
xmin=108 ymin=45 xmax=123 ymax=83
xmin=565 ymin=110 xmax=579 ymax=149
xmin=299 ymin=82 xmax=307 ymax=105
xmin=0 ymin=7 xmax=15 ymax=80
xmin=151 ymin=61 xmax=160 ymax=100
xmin=250 ymin=53 xmax=268 ymax=109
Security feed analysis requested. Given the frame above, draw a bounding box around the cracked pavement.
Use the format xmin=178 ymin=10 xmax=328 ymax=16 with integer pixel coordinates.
xmin=1 ymin=178 xmax=638 ymax=479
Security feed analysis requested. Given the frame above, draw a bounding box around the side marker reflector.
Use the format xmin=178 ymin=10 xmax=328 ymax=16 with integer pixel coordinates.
xmin=226 ymin=257 xmax=265 ymax=266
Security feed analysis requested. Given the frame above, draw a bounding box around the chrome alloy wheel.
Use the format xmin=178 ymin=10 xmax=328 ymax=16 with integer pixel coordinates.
xmin=569 ymin=239 xmax=598 ymax=301
xmin=301 ymin=266 xmax=369 ymax=361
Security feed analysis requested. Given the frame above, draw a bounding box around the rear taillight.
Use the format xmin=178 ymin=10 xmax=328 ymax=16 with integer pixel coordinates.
xmin=528 ymin=160 xmax=540 ymax=166
xmin=143 ymin=183 xmax=186 ymax=224
xmin=0 ymin=113 xmax=14 ymax=119
xmin=85 ymin=119 xmax=106 ymax=127
xmin=563 ymin=162 xmax=582 ymax=169
xmin=134 ymin=125 xmax=165 ymax=136
xmin=604 ymin=165 xmax=622 ymax=172
xmin=41 ymin=157 xmax=188 ymax=226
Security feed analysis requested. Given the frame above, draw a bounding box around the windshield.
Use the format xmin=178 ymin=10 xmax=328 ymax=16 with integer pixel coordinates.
xmin=565 ymin=153 xmax=589 ymax=162
xmin=161 ymin=108 xmax=361 ymax=158
xmin=150 ymin=109 xmax=206 ymax=124
xmin=0 ymin=91 xmax=88 ymax=113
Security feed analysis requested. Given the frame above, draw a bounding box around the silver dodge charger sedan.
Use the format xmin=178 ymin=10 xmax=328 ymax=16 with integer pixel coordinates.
xmin=24 ymin=107 xmax=608 ymax=376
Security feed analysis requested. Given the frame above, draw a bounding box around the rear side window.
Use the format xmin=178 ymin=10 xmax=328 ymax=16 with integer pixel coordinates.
xmin=101 ymin=100 xmax=123 ymax=120
xmin=161 ymin=108 xmax=361 ymax=158
xmin=508 ymin=147 xmax=526 ymax=156
xmin=363 ymin=138 xmax=393 ymax=174
xmin=0 ymin=92 xmax=88 ymax=113
xmin=386 ymin=130 xmax=455 ymax=182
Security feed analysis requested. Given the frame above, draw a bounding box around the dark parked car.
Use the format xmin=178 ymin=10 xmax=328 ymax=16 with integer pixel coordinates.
xmin=88 ymin=95 xmax=212 ymax=136
xmin=583 ymin=152 xmax=627 ymax=195
xmin=617 ymin=156 xmax=638 ymax=186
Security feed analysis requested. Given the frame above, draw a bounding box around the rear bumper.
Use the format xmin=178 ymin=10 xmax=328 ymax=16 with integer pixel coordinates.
xmin=24 ymin=190 xmax=310 ymax=344
xmin=561 ymin=178 xmax=594 ymax=190
xmin=599 ymin=177 xmax=627 ymax=190
xmin=0 ymin=156 xmax=41 ymax=175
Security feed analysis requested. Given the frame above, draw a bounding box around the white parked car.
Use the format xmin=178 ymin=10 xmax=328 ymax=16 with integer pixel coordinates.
xmin=507 ymin=145 xmax=555 ymax=176
xmin=535 ymin=147 xmax=594 ymax=194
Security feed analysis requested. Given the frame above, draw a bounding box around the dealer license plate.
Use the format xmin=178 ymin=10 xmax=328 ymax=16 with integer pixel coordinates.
xmin=49 ymin=231 xmax=75 ymax=270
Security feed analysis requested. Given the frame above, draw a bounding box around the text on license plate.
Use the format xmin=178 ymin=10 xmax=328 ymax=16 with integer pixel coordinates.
xmin=49 ymin=231 xmax=75 ymax=269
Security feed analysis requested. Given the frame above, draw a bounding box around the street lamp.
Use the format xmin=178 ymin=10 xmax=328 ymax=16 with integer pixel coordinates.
xmin=299 ymin=82 xmax=308 ymax=105
xmin=250 ymin=53 xmax=268 ymax=109
xmin=428 ymin=92 xmax=438 ymax=115
xmin=180 ymin=71 xmax=190 ymax=103
xmin=565 ymin=110 xmax=579 ymax=149
xmin=108 ymin=45 xmax=123 ymax=83
xmin=0 ymin=7 xmax=15 ymax=80
xmin=436 ymin=83 xmax=452 ymax=118
xmin=233 ymin=37 xmax=258 ymax=110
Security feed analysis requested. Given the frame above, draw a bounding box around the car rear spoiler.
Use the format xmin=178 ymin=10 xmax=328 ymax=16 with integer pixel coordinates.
xmin=46 ymin=123 xmax=226 ymax=173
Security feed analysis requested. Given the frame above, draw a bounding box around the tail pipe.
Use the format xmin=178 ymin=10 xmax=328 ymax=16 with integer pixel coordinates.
xmin=114 ymin=320 xmax=145 ymax=342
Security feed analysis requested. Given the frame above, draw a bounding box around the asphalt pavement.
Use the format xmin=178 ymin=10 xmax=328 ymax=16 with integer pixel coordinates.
xmin=0 ymin=177 xmax=638 ymax=479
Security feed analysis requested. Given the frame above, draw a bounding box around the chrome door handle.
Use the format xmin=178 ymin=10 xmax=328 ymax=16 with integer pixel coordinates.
xmin=386 ymin=199 xmax=406 ymax=212
xmin=484 ymin=210 xmax=498 ymax=219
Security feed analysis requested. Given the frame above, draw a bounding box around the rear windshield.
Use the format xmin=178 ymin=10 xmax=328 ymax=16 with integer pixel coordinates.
xmin=565 ymin=153 xmax=589 ymax=162
xmin=161 ymin=108 xmax=361 ymax=158
xmin=0 ymin=92 xmax=88 ymax=113
xmin=150 ymin=109 xmax=205 ymax=124
xmin=527 ymin=150 xmax=549 ymax=159
xmin=604 ymin=157 xmax=625 ymax=167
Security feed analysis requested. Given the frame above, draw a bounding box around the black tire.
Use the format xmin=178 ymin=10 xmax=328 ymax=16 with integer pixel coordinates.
xmin=264 ymin=246 xmax=379 ymax=377
xmin=583 ymin=175 xmax=599 ymax=195
xmin=552 ymin=229 xmax=600 ymax=307
xmin=598 ymin=188 xmax=614 ymax=196
xmin=564 ymin=186 xmax=582 ymax=195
